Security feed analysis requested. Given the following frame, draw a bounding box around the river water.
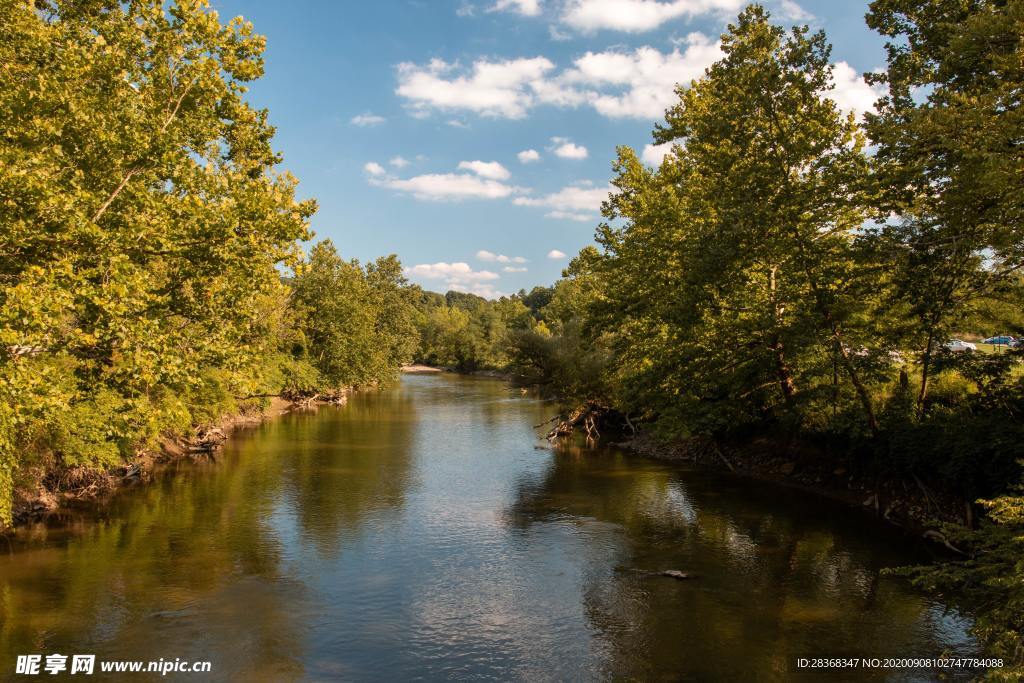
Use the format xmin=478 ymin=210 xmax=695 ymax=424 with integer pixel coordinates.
xmin=0 ymin=375 xmax=977 ymax=681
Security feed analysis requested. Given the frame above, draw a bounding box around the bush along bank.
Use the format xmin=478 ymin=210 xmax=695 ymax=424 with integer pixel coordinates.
xmin=10 ymin=389 xmax=357 ymax=527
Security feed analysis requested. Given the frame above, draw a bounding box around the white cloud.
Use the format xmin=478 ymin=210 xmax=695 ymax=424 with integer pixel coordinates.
xmin=561 ymin=0 xmax=743 ymax=33
xmin=489 ymin=0 xmax=542 ymax=16
xmin=777 ymin=0 xmax=812 ymax=21
xmin=458 ymin=160 xmax=511 ymax=180
xmin=396 ymin=56 xmax=556 ymax=119
xmin=517 ymin=148 xmax=541 ymax=163
xmin=449 ymin=282 xmax=508 ymax=299
xmin=549 ymin=25 xmax=573 ymax=41
xmin=513 ymin=183 xmax=610 ymax=217
xmin=546 ymin=210 xmax=595 ymax=222
xmin=405 ymin=262 xmax=506 ymax=298
xmin=547 ymin=249 xmax=567 ymax=259
xmin=477 ymin=250 xmax=528 ymax=263
xmin=828 ymin=61 xmax=886 ymax=119
xmin=560 ymin=34 xmax=723 ymax=118
xmin=394 ymin=35 xmax=722 ymax=121
xmin=551 ymin=137 xmax=589 ymax=159
xmin=389 ymin=156 xmax=411 ymax=168
xmin=641 ymin=141 xmax=674 ymax=166
xmin=503 ymin=266 xmax=529 ymax=272
xmin=404 ymin=262 xmax=499 ymax=283
xmin=351 ymin=112 xmax=385 ymax=126
xmin=371 ymin=172 xmax=526 ymax=201
xmin=364 ymin=161 xmax=386 ymax=176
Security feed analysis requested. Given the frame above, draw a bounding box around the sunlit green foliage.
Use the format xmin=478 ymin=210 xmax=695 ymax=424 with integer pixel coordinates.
xmin=586 ymin=6 xmax=889 ymax=437
xmin=865 ymin=0 xmax=1024 ymax=415
xmin=412 ymin=290 xmax=534 ymax=371
xmin=0 ymin=1 xmax=417 ymax=525
xmin=507 ymin=248 xmax=614 ymax=404
xmin=292 ymin=242 xmax=416 ymax=388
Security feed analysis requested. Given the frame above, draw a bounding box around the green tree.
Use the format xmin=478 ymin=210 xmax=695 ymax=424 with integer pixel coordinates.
xmin=291 ymin=241 xmax=411 ymax=389
xmin=366 ymin=254 xmax=420 ymax=372
xmin=0 ymin=0 xmax=313 ymax=523
xmin=599 ymin=5 xmax=881 ymax=435
xmin=509 ymin=248 xmax=613 ymax=403
xmin=865 ymin=0 xmax=1024 ymax=412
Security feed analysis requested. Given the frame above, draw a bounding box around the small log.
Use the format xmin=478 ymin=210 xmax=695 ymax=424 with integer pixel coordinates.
xmin=923 ymin=529 xmax=967 ymax=556
xmin=619 ymin=568 xmax=695 ymax=580
xmin=709 ymin=442 xmax=735 ymax=472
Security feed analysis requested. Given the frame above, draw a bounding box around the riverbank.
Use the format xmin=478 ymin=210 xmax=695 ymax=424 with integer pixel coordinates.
xmin=401 ymin=364 xmax=514 ymax=381
xmin=617 ymin=431 xmax=969 ymax=540
xmin=7 ymin=391 xmax=351 ymax=529
xmin=400 ymin=364 xmax=443 ymax=373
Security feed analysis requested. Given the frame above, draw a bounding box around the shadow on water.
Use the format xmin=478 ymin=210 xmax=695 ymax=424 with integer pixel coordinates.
xmin=0 ymin=375 xmax=976 ymax=681
xmin=507 ymin=439 xmax=978 ymax=681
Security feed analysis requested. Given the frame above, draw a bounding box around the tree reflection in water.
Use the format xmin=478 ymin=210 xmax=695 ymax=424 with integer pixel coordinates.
xmin=507 ymin=439 xmax=977 ymax=680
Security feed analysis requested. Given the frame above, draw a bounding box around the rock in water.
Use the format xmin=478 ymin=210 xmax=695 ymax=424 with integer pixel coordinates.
xmin=659 ymin=570 xmax=692 ymax=580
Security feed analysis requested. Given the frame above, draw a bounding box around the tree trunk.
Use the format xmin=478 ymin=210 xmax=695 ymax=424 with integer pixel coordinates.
xmin=791 ymin=241 xmax=880 ymax=436
xmin=771 ymin=337 xmax=798 ymax=405
xmin=833 ymin=339 xmax=880 ymax=436
xmin=916 ymin=330 xmax=934 ymax=417
xmin=768 ymin=266 xmax=799 ymax=405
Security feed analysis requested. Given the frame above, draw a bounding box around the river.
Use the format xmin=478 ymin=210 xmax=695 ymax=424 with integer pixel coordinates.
xmin=0 ymin=374 xmax=977 ymax=680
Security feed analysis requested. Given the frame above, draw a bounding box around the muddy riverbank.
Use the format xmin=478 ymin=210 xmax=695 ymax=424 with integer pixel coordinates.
xmin=8 ymin=393 xmax=349 ymax=528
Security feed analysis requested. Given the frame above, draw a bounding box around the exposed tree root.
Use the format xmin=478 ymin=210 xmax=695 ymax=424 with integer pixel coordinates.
xmin=545 ymin=401 xmax=624 ymax=442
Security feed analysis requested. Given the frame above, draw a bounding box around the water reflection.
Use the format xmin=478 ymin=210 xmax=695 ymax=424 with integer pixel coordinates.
xmin=508 ymin=441 xmax=978 ymax=681
xmin=278 ymin=389 xmax=418 ymax=556
xmin=0 ymin=433 xmax=309 ymax=679
xmin=0 ymin=375 xmax=976 ymax=681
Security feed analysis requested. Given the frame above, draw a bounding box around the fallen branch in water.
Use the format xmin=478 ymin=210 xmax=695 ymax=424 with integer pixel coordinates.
xmin=709 ymin=441 xmax=735 ymax=472
xmin=923 ymin=529 xmax=968 ymax=556
xmin=546 ymin=401 xmax=618 ymax=441
xmin=533 ymin=415 xmax=560 ymax=429
xmin=623 ymin=413 xmax=637 ymax=435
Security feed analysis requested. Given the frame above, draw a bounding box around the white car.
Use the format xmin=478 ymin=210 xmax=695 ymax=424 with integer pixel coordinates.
xmin=944 ymin=339 xmax=977 ymax=353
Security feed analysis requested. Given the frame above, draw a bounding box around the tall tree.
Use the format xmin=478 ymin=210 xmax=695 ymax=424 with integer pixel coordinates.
xmin=601 ymin=5 xmax=881 ymax=434
xmin=292 ymin=241 xmax=405 ymax=389
xmin=0 ymin=0 xmax=313 ymax=523
xmin=865 ymin=0 xmax=1024 ymax=411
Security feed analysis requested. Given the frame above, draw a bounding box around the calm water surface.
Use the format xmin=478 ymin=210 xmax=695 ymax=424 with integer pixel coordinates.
xmin=0 ymin=375 xmax=976 ymax=681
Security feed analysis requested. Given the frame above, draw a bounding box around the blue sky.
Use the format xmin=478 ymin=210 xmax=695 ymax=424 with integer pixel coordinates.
xmin=208 ymin=0 xmax=889 ymax=298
